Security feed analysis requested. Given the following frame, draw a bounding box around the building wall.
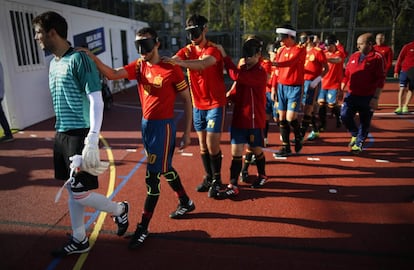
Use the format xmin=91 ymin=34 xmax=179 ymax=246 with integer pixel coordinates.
xmin=0 ymin=0 xmax=147 ymax=130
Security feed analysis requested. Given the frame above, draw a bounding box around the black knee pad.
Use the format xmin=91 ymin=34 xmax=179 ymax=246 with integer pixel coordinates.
xmin=164 ymin=169 xmax=178 ymax=181
xmin=279 ymin=120 xmax=289 ymax=128
xmin=145 ymin=171 xmax=161 ymax=195
xmin=303 ymin=114 xmax=312 ymax=122
xmin=289 ymin=119 xmax=300 ymax=128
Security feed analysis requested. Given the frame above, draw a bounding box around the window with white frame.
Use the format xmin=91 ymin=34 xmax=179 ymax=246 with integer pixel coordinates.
xmin=9 ymin=10 xmax=42 ymax=67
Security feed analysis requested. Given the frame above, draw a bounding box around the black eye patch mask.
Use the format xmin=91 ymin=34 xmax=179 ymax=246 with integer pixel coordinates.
xmin=135 ymin=38 xmax=157 ymax=54
xmin=185 ymin=25 xmax=203 ymax=40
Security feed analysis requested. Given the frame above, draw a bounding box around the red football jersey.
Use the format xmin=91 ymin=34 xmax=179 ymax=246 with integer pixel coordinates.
xmin=124 ymin=59 xmax=188 ymax=120
xmin=261 ymin=58 xmax=274 ymax=93
xmin=275 ymin=44 xmax=306 ymax=85
xmin=343 ymin=50 xmax=385 ymax=96
xmin=394 ymin=41 xmax=414 ymax=73
xmin=304 ymin=46 xmax=327 ymax=80
xmin=374 ymin=44 xmax=393 ymax=73
xmin=322 ymin=49 xmax=345 ymax=90
xmin=175 ymin=41 xmax=227 ymax=110
xmin=224 ymin=56 xmax=267 ymax=129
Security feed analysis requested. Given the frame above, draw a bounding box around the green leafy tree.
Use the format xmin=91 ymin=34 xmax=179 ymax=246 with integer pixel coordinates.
xmin=242 ymin=0 xmax=289 ymax=32
xmin=377 ymin=0 xmax=414 ymax=53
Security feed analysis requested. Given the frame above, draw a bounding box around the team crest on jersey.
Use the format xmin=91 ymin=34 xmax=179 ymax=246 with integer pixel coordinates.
xmin=153 ymin=74 xmax=163 ymax=88
xmin=309 ymin=54 xmax=315 ymax=61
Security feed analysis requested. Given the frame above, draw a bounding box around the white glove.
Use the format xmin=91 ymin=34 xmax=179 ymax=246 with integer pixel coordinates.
xmin=55 ymin=155 xmax=109 ymax=203
xmin=310 ymin=76 xmax=321 ymax=88
xmin=82 ymin=132 xmax=100 ymax=169
xmin=85 ymin=161 xmax=109 ymax=176
xmin=69 ymin=154 xmax=109 ymax=176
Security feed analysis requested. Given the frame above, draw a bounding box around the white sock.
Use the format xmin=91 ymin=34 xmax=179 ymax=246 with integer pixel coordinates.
xmin=67 ymin=188 xmax=86 ymax=241
xmin=73 ymin=191 xmax=123 ymax=216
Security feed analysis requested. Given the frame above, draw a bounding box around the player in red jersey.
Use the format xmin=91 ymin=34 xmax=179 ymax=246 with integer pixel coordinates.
xmin=298 ymin=32 xmax=328 ymax=141
xmin=374 ymin=33 xmax=393 ymax=76
xmin=215 ymin=37 xmax=268 ymax=198
xmin=393 ymin=39 xmax=414 ymax=114
xmin=163 ymin=14 xmax=227 ymax=198
xmin=227 ymin=36 xmax=274 ymax=184
xmin=80 ymin=27 xmax=195 ymax=249
xmin=314 ymin=34 xmax=346 ymax=137
xmin=341 ymin=33 xmax=385 ymax=154
xmin=272 ymin=24 xmax=306 ymax=157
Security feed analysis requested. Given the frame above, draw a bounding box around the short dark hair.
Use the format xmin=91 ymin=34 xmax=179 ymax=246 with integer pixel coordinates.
xmin=186 ymin=14 xmax=208 ymax=28
xmin=137 ymin=27 xmax=158 ymax=40
xmin=32 ymin=11 xmax=68 ymax=39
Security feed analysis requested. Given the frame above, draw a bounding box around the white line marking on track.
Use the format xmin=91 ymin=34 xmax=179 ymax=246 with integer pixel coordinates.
xmin=181 ymin=152 xmax=193 ymax=157
xmin=307 ymin=157 xmax=320 ymax=161
xmin=375 ymin=159 xmax=390 ymax=163
xmin=340 ymin=158 xmax=354 ymax=162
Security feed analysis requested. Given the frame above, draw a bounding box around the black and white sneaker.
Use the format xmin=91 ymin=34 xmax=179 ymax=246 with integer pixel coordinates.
xmin=128 ymin=224 xmax=149 ymax=249
xmin=169 ymin=200 xmax=195 ymax=219
xmin=196 ymin=176 xmax=211 ymax=192
xmin=113 ymin=201 xmax=129 ymax=236
xmin=251 ymin=175 xmax=268 ymax=188
xmin=208 ymin=180 xmax=221 ymax=198
xmin=240 ymin=171 xmax=249 ymax=182
xmin=216 ymin=185 xmax=239 ymax=199
xmin=51 ymin=235 xmax=90 ymax=257
xmin=273 ymin=146 xmax=292 ymax=158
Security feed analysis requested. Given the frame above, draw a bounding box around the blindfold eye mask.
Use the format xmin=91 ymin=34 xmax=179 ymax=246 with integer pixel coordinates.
xmin=242 ymin=46 xmax=259 ymax=58
xmin=309 ymin=35 xmax=315 ymax=43
xmin=276 ymin=33 xmax=289 ymax=42
xmin=242 ymin=39 xmax=262 ymax=58
xmin=299 ymin=36 xmax=308 ymax=44
xmin=185 ymin=25 xmax=203 ymax=40
xmin=135 ymin=38 xmax=157 ymax=54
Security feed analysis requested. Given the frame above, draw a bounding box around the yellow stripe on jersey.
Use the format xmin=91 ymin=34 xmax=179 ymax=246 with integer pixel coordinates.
xmin=176 ymin=80 xmax=188 ymax=91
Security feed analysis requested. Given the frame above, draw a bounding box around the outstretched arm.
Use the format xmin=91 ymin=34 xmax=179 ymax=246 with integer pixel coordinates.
xmin=77 ymin=47 xmax=128 ymax=80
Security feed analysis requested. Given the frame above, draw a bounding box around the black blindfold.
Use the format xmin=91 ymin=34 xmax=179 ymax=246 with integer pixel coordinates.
xmin=299 ymin=35 xmax=315 ymax=44
xmin=324 ymin=39 xmax=336 ymax=47
xmin=242 ymin=46 xmax=259 ymax=58
xmin=135 ymin=38 xmax=157 ymax=54
xmin=276 ymin=33 xmax=289 ymax=42
xmin=242 ymin=39 xmax=262 ymax=58
xmin=185 ymin=25 xmax=203 ymax=40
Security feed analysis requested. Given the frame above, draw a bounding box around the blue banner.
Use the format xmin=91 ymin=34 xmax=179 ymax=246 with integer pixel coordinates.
xmin=73 ymin=27 xmax=105 ymax=55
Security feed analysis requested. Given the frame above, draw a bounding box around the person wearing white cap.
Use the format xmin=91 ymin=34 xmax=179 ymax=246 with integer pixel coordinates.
xmin=271 ymin=24 xmax=306 ymax=157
